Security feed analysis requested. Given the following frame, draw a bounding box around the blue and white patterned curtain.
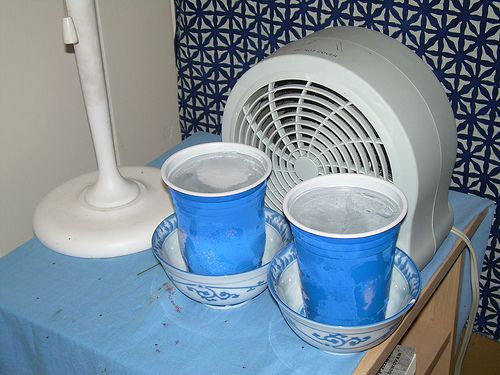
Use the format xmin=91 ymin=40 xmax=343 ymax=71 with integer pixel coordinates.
xmin=174 ymin=0 xmax=500 ymax=340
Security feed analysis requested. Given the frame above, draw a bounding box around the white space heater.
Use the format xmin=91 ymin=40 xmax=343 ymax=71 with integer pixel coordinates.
xmin=222 ymin=26 xmax=457 ymax=270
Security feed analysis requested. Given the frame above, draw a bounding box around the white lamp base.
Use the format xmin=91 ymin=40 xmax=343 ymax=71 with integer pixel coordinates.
xmin=33 ymin=166 xmax=173 ymax=258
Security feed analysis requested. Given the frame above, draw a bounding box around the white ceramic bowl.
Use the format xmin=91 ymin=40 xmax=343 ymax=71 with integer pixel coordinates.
xmin=268 ymin=244 xmax=421 ymax=353
xmin=152 ymin=208 xmax=292 ymax=309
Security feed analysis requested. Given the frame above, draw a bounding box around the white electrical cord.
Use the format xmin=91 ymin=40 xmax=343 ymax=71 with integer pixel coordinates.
xmin=451 ymin=226 xmax=480 ymax=375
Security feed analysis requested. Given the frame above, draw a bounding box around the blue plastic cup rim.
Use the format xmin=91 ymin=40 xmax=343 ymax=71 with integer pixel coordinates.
xmin=283 ymin=174 xmax=408 ymax=239
xmin=161 ymin=142 xmax=272 ymax=198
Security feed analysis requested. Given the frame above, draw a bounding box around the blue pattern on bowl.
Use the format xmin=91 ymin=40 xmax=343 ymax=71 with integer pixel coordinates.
xmin=152 ymin=207 xmax=292 ymax=308
xmin=268 ymin=244 xmax=421 ymax=353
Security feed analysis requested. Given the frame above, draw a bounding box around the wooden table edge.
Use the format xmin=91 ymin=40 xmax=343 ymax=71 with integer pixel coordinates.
xmin=353 ymin=208 xmax=489 ymax=375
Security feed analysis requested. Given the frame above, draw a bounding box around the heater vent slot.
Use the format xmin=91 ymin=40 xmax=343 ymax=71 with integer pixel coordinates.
xmin=234 ymin=79 xmax=392 ymax=212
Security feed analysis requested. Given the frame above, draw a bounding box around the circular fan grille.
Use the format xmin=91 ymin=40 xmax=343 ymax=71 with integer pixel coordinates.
xmin=233 ymin=79 xmax=393 ymax=212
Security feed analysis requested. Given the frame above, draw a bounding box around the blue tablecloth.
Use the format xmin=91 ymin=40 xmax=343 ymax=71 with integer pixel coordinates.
xmin=0 ymin=132 xmax=495 ymax=375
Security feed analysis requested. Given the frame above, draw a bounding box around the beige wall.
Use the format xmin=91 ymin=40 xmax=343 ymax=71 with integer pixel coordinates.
xmin=97 ymin=0 xmax=180 ymax=166
xmin=0 ymin=0 xmax=180 ymax=256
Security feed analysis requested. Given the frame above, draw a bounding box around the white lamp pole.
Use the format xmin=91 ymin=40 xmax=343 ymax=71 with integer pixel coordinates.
xmin=65 ymin=0 xmax=140 ymax=208
xmin=33 ymin=0 xmax=174 ymax=258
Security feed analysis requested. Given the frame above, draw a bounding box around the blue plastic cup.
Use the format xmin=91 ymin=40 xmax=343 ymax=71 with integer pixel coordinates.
xmin=161 ymin=142 xmax=272 ymax=276
xmin=283 ymin=174 xmax=408 ymax=326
